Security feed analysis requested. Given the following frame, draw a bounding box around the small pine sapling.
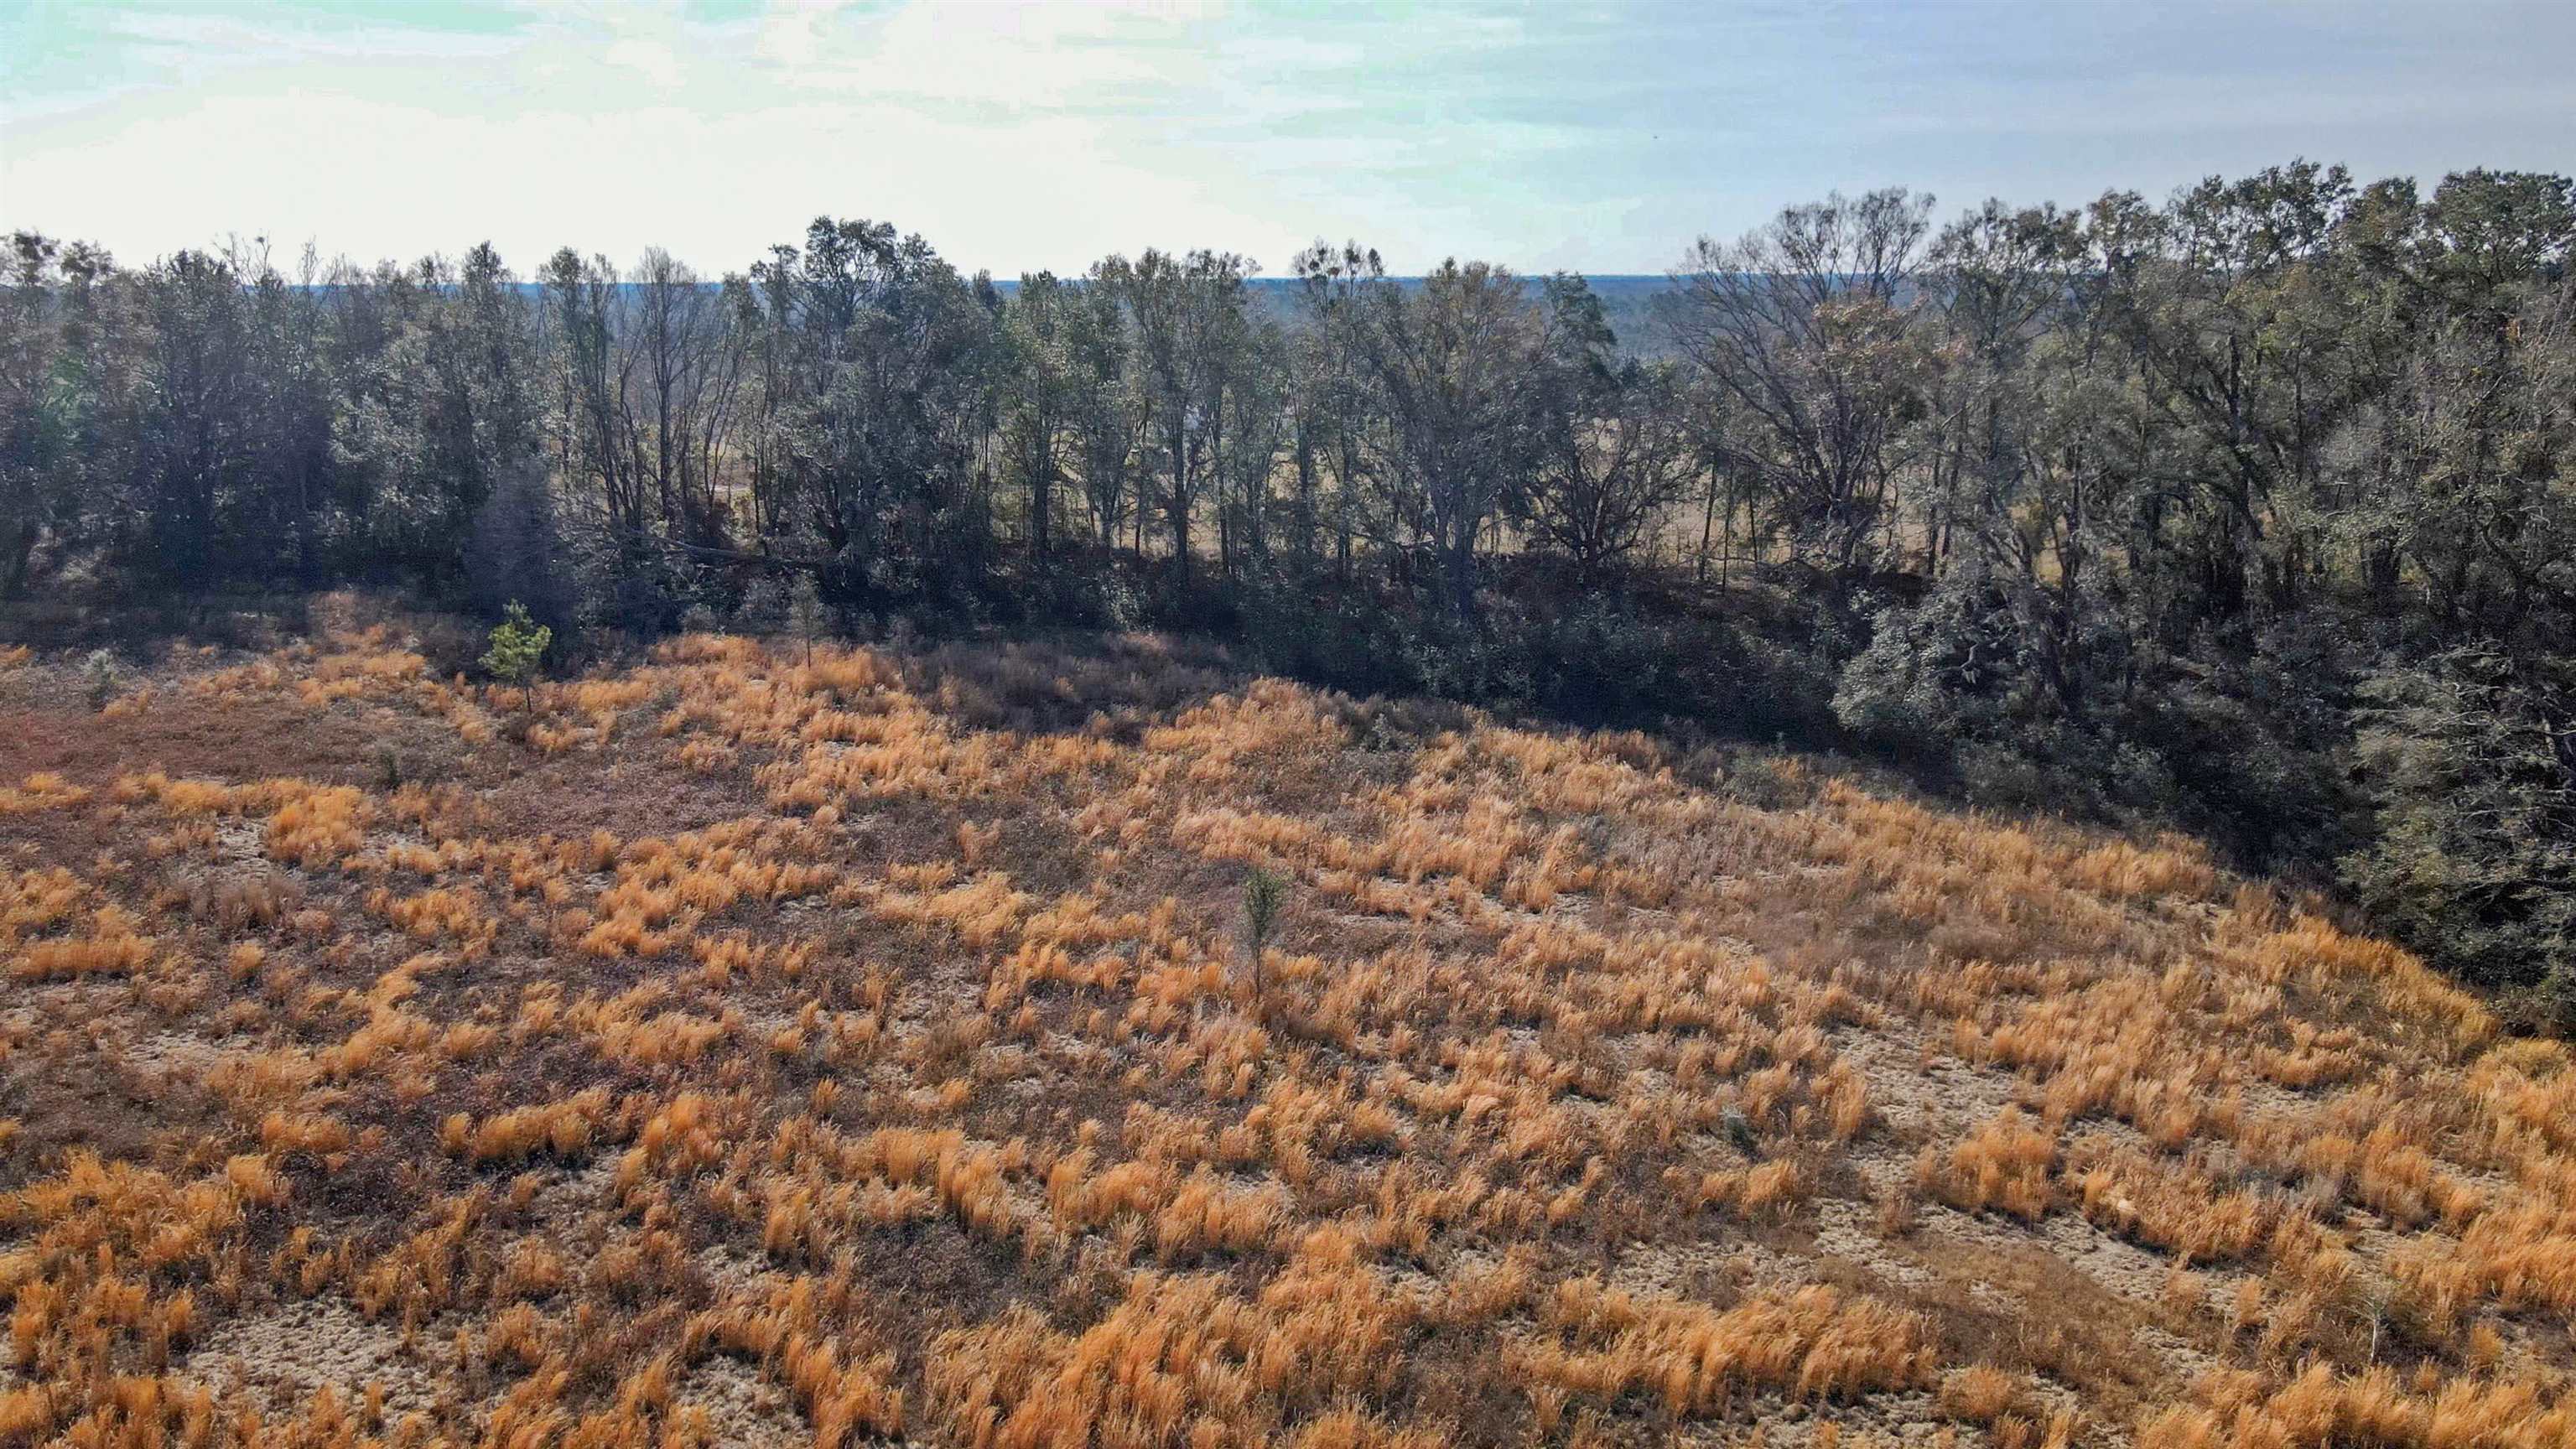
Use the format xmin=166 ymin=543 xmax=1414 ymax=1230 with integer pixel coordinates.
xmin=480 ymin=601 xmax=552 ymax=716
xmin=787 ymin=577 xmax=827 ymax=667
xmin=1243 ymin=866 xmax=1285 ymax=1011
xmin=81 ymin=649 xmax=119 ymax=712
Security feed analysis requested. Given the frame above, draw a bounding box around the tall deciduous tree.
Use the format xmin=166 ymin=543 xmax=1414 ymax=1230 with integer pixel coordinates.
xmin=1343 ymin=255 xmax=1555 ymax=621
xmin=1001 ymin=272 xmax=1081 ymax=564
xmin=1666 ymin=189 xmax=1939 ymax=586
xmin=1104 ymin=248 xmax=1252 ymax=586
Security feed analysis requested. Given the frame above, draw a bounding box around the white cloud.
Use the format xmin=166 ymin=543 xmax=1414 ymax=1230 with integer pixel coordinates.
xmin=101 ymin=9 xmax=520 ymax=65
xmin=605 ymin=38 xmax=683 ymax=88
xmin=756 ymin=0 xmax=858 ymax=70
xmin=0 ymin=74 xmax=1308 ymax=277
xmin=7 ymin=0 xmax=2571 ymax=275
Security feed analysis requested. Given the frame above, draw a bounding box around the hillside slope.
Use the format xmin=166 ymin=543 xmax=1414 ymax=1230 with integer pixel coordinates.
xmin=1 ymin=617 xmax=2572 ymax=1447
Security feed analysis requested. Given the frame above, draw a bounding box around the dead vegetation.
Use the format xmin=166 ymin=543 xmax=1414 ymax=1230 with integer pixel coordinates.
xmin=0 ymin=612 xmax=2572 ymax=1446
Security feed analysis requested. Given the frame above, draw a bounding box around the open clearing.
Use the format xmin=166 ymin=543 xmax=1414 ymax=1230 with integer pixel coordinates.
xmin=2 ymin=614 xmax=2572 ymax=1447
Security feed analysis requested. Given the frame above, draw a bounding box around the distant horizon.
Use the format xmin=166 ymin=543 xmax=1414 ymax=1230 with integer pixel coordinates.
xmin=8 ymin=2 xmax=2573 ymax=278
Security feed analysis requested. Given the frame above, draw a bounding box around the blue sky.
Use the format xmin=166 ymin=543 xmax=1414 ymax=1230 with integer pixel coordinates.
xmin=3 ymin=1 xmax=2569 ymax=277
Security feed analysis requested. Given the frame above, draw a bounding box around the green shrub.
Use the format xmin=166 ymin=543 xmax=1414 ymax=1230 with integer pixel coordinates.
xmin=480 ymin=601 xmax=553 ymax=714
xmin=80 ymin=649 xmax=119 ymax=711
xmin=2341 ymin=647 xmax=2576 ymax=1028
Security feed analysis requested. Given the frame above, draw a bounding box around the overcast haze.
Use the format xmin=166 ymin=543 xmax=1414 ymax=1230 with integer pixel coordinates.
xmin=3 ymin=0 xmax=2571 ymax=278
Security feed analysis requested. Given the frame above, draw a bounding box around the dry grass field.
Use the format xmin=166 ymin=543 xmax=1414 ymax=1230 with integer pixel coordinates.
xmin=3 ymin=600 xmax=2573 ymax=1448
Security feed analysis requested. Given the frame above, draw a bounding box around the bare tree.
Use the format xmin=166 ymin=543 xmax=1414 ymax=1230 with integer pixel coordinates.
xmin=1524 ymin=359 xmax=1697 ymax=585
xmin=1065 ymin=278 xmax=1143 ymax=553
xmin=1337 ymin=253 xmax=1555 ymax=621
xmin=1665 ymin=189 xmax=1939 ymax=584
xmin=1002 ymin=272 xmax=1081 ymax=563
xmin=630 ymin=247 xmax=743 ymax=547
xmin=1102 ymin=248 xmax=1253 ymax=585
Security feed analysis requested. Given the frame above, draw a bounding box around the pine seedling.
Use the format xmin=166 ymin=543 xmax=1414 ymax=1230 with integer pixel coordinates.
xmin=1243 ymin=866 xmax=1285 ymax=1010
xmin=480 ymin=601 xmax=552 ymax=716
xmin=787 ymin=577 xmax=827 ymax=667
xmin=80 ymin=649 xmax=119 ymax=712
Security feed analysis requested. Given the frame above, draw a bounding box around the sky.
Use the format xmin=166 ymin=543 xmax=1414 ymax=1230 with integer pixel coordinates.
xmin=3 ymin=0 xmax=2571 ymax=278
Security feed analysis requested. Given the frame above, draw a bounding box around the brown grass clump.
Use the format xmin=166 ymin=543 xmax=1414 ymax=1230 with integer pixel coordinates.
xmin=1509 ymin=1278 xmax=1933 ymax=1415
xmin=11 ymin=904 xmax=154 ymax=980
xmin=2070 ymin=1145 xmax=2283 ymax=1261
xmin=2062 ymin=837 xmax=2217 ymax=901
xmin=1924 ymin=1109 xmax=2057 ymax=1221
xmin=1938 ymin=1363 xmax=2034 ymax=1421
xmin=0 ymin=620 xmax=2569 ymax=1446
xmin=2137 ymin=1363 xmax=2570 ymax=1449
xmin=446 ymin=1090 xmax=612 ymax=1165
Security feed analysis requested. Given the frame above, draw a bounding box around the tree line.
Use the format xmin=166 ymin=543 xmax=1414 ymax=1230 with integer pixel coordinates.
xmin=4 ymin=162 xmax=2572 ymax=1020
